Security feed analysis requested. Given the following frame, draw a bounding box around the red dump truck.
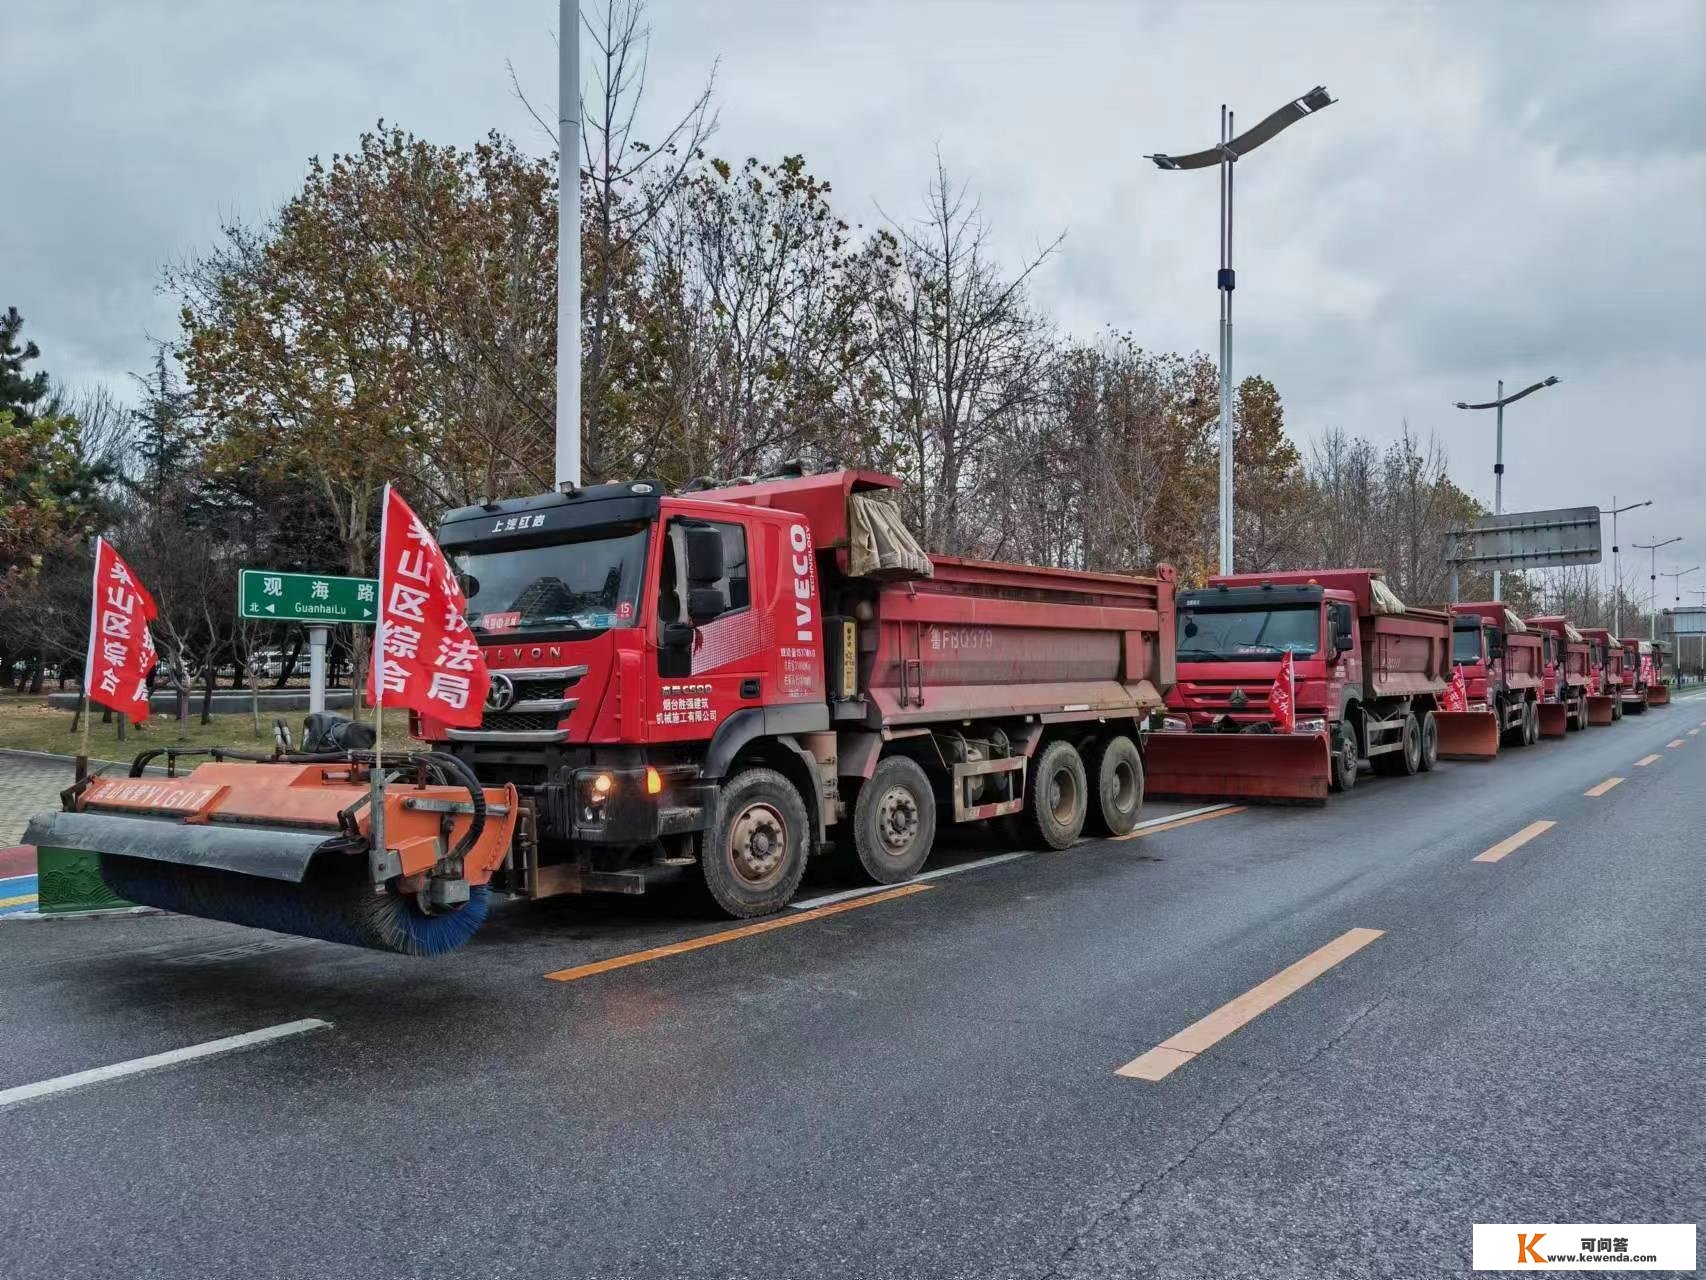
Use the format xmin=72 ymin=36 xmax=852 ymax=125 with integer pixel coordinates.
xmin=1146 ymin=569 xmax=1452 ymax=803
xmin=29 ymin=469 xmax=1176 ymax=952
xmin=1622 ymin=637 xmax=1653 ymax=713
xmin=1526 ymin=616 xmax=1592 ymax=735
xmin=1579 ymin=627 xmax=1625 ymax=724
xmin=1436 ymin=603 xmax=1544 ymax=759
xmin=1648 ymin=641 xmax=1673 ymax=705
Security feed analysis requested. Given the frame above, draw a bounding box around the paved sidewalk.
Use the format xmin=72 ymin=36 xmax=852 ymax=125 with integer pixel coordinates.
xmin=0 ymin=755 xmax=75 ymax=846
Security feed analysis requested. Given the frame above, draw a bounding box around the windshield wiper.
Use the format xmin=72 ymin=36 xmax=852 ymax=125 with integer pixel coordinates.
xmin=1176 ymin=648 xmax=1230 ymax=661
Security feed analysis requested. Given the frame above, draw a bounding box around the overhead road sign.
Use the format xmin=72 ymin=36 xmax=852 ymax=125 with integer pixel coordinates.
xmin=239 ymin=570 xmax=378 ymax=623
xmin=1667 ymin=607 xmax=1706 ymax=636
xmin=1443 ymin=506 xmax=1602 ymax=574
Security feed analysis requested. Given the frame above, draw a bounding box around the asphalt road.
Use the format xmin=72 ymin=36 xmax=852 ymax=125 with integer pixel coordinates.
xmin=2 ymin=696 xmax=1702 ymax=1279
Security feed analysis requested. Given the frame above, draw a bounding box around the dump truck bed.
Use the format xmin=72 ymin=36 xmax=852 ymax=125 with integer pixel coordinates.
xmin=860 ymin=556 xmax=1176 ymax=727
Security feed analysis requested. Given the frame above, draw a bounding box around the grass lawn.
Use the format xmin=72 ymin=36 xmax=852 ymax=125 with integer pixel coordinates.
xmin=0 ymin=692 xmax=418 ymax=763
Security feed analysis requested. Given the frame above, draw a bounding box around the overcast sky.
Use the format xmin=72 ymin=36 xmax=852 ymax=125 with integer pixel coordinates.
xmin=8 ymin=0 xmax=1704 ymax=596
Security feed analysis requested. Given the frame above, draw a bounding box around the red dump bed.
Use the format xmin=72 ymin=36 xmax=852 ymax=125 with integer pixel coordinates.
xmin=1580 ymin=627 xmax=1624 ymax=688
xmin=866 ymin=556 xmax=1175 ymax=726
xmin=1209 ymin=568 xmax=1450 ymax=700
xmin=1451 ymin=602 xmax=1544 ymax=692
xmin=1527 ymin=616 xmax=1592 ymax=689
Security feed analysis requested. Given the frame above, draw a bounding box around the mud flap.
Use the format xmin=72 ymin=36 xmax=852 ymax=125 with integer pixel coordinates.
xmin=1647 ymin=684 xmax=1671 ymax=706
xmin=23 ymin=810 xmax=332 ymax=883
xmin=1585 ymin=695 xmax=1616 ymax=726
xmin=1536 ymin=703 xmax=1568 ymax=738
xmin=1434 ymin=712 xmax=1500 ymax=761
xmin=1144 ymin=731 xmax=1331 ymax=805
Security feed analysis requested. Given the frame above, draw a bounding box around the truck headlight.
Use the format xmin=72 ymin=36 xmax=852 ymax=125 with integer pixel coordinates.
xmin=1296 ymin=718 xmax=1326 ymax=734
xmin=1161 ymin=716 xmax=1188 ymax=733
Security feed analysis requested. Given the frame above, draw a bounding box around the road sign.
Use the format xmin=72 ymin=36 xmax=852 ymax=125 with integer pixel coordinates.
xmin=1442 ymin=506 xmax=1602 ymax=574
xmin=239 ymin=570 xmax=379 ymax=623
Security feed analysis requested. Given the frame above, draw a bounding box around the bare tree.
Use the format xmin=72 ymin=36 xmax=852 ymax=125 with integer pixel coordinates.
xmin=871 ymin=157 xmax=1061 ymax=554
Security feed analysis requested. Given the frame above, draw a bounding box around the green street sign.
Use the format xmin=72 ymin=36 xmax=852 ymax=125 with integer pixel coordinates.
xmin=239 ymin=569 xmax=378 ymax=623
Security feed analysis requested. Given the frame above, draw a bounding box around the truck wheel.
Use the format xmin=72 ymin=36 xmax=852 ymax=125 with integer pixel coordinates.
xmin=1023 ymin=739 xmax=1088 ymax=849
xmin=1524 ymin=701 xmax=1539 ymax=745
xmin=1329 ymin=722 xmax=1358 ymax=792
xmin=1417 ymin=711 xmax=1440 ymax=772
xmin=1396 ymin=712 xmax=1423 ymax=776
xmin=1611 ymin=697 xmax=1623 ymax=721
xmin=1497 ymin=697 xmax=1521 ymax=748
xmin=1085 ymin=735 xmax=1144 ymax=837
xmin=853 ymin=756 xmax=937 ymax=884
xmin=699 ymin=768 xmax=810 ymax=918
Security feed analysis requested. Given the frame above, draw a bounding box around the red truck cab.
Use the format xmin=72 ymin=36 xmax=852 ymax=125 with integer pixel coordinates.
xmin=1526 ymin=616 xmax=1592 ymax=734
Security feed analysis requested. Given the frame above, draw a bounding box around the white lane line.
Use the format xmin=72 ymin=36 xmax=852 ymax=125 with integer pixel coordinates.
xmin=0 ymin=1019 xmax=331 ymax=1110
xmin=791 ymin=804 xmax=1236 ymax=911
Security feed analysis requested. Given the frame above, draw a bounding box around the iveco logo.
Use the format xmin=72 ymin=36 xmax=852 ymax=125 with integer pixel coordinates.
xmin=486 ymin=673 xmax=516 ymax=711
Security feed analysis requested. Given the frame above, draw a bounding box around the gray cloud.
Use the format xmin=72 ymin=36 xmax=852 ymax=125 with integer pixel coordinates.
xmin=7 ymin=0 xmax=1704 ymax=592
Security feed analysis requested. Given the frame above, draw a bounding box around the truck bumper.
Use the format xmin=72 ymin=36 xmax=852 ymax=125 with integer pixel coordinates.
xmin=547 ymin=765 xmax=713 ymax=847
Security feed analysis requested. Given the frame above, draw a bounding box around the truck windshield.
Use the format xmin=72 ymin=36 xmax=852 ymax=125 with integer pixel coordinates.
xmin=1452 ymin=627 xmax=1483 ymax=664
xmin=454 ymin=522 xmax=649 ymax=635
xmin=1178 ymin=605 xmax=1319 ymax=660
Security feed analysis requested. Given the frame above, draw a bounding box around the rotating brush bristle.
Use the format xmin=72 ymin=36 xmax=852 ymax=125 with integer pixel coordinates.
xmin=99 ymin=855 xmax=489 ymax=957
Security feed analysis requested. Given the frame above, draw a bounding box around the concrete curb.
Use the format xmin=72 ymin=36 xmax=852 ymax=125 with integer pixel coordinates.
xmin=0 ymin=747 xmax=168 ymax=775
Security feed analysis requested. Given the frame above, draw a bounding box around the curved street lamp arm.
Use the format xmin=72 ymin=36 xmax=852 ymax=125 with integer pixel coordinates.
xmin=1147 ymin=86 xmax=1335 ymax=170
xmin=1454 ymin=376 xmax=1561 ymax=411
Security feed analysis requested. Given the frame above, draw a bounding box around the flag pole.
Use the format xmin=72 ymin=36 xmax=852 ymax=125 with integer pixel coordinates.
xmin=77 ymin=536 xmax=101 ymax=781
xmin=369 ymin=485 xmax=390 ymax=860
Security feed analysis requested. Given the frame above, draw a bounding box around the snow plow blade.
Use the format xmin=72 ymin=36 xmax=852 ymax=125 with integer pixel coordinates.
xmin=1585 ymin=695 xmax=1616 ymax=726
xmin=1434 ymin=711 xmax=1500 ymax=761
xmin=1537 ymin=703 xmax=1568 ymax=738
xmin=1145 ymin=731 xmax=1331 ymax=805
xmin=1647 ymin=683 xmax=1671 ymax=706
xmin=24 ymin=757 xmax=519 ymax=957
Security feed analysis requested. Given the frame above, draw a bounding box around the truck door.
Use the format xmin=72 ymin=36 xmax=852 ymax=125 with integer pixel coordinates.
xmin=652 ymin=513 xmax=762 ymax=741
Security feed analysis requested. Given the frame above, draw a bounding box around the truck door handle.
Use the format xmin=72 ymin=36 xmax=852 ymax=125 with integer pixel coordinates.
xmin=740 ymin=678 xmax=760 ymax=699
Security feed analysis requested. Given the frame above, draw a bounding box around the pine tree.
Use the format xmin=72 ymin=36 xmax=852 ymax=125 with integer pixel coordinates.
xmin=0 ymin=307 xmax=50 ymax=425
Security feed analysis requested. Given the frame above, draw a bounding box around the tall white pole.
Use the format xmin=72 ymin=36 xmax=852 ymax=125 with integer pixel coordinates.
xmin=555 ymin=0 xmax=582 ymax=490
xmin=1611 ymin=496 xmax=1620 ymax=637
xmin=1492 ymin=379 xmax=1504 ymax=602
xmin=1218 ymin=107 xmax=1235 ymax=576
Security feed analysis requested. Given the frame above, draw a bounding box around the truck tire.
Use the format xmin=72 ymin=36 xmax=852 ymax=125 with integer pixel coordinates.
xmin=699 ymin=768 xmax=810 ymax=918
xmin=852 ymin=756 xmax=937 ymax=884
xmin=1329 ymin=721 xmax=1359 ymax=792
xmin=1524 ymin=700 xmax=1540 ymax=744
xmin=1396 ymin=712 xmax=1423 ymax=775
xmin=1023 ymin=739 xmax=1088 ymax=849
xmin=1417 ymin=710 xmax=1440 ymax=772
xmin=1611 ymin=696 xmax=1623 ymax=721
xmin=1498 ymin=697 xmax=1522 ymax=748
xmin=1084 ymin=734 xmax=1144 ymax=837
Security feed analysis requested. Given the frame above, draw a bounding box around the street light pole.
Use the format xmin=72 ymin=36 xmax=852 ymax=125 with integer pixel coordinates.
xmin=555 ymin=0 xmax=582 ymax=491
xmin=1453 ymin=375 xmax=1561 ymax=601
xmin=1606 ymin=497 xmax=1652 ymax=636
xmin=1633 ymin=537 xmax=1682 ymax=640
xmin=1148 ymin=85 xmax=1335 ymax=575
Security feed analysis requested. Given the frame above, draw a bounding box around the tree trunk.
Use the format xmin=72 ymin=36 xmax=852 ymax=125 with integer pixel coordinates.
xmin=272 ymin=634 xmax=303 ymax=690
xmin=27 ymin=652 xmax=44 ymax=695
xmin=200 ymin=660 xmax=217 ymax=724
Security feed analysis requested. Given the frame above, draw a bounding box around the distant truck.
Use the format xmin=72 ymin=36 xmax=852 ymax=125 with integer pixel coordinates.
xmin=1147 ymin=568 xmax=1452 ymax=803
xmin=1437 ymin=603 xmax=1544 ymax=758
xmin=1579 ymin=627 xmax=1625 ymax=724
xmin=1526 ymin=617 xmax=1592 ymax=735
xmin=1648 ymin=641 xmax=1673 ymax=705
xmin=1621 ymin=637 xmax=1653 ymax=713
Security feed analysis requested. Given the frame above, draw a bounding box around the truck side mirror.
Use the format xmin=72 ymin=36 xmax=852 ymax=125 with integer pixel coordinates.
xmin=662 ymin=621 xmax=695 ymax=651
xmin=684 ymin=526 xmax=724 ymax=585
xmin=687 ymin=586 xmax=727 ymax=624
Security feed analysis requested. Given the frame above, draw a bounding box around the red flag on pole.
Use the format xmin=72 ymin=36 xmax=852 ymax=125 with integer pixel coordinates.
xmin=85 ymin=537 xmax=159 ymax=724
xmin=366 ymin=485 xmax=489 ymax=728
xmin=1441 ymin=665 xmax=1468 ymax=713
xmin=1269 ymin=649 xmax=1296 ymax=732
